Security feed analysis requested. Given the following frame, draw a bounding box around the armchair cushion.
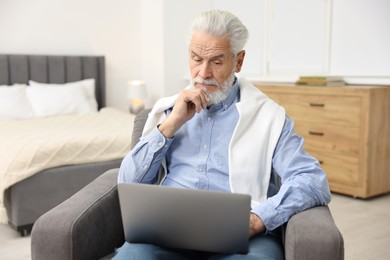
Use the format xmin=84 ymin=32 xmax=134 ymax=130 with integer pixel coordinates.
xmin=131 ymin=109 xmax=150 ymax=146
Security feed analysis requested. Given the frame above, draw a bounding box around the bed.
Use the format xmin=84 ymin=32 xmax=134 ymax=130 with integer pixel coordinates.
xmin=0 ymin=54 xmax=134 ymax=235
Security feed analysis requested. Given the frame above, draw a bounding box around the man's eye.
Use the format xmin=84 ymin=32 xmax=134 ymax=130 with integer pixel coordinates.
xmin=192 ymin=56 xmax=202 ymax=62
xmin=213 ymin=60 xmax=222 ymax=65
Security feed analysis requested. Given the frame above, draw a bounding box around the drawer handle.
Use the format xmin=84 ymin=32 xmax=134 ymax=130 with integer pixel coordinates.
xmin=309 ymin=103 xmax=325 ymax=107
xmin=309 ymin=131 xmax=324 ymax=136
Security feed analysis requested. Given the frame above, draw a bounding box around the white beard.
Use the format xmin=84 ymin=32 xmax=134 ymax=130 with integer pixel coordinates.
xmin=190 ymin=72 xmax=236 ymax=107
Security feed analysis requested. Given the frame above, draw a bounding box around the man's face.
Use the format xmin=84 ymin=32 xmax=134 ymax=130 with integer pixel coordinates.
xmin=189 ymin=32 xmax=245 ymax=105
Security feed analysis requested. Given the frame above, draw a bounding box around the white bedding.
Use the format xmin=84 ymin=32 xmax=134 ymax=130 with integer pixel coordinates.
xmin=0 ymin=108 xmax=135 ymax=223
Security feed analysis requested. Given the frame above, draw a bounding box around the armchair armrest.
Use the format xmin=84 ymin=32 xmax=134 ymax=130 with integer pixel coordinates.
xmin=31 ymin=169 xmax=124 ymax=260
xmin=284 ymin=206 xmax=344 ymax=260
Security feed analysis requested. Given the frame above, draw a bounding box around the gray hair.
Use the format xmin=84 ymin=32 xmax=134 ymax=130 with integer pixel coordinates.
xmin=189 ymin=10 xmax=249 ymax=55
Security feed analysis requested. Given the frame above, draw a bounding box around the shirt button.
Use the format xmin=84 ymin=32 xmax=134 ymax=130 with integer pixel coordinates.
xmin=158 ymin=142 xmax=163 ymax=146
xmin=143 ymin=165 xmax=148 ymax=169
xmin=208 ymin=117 xmax=211 ymax=121
xmin=203 ymin=144 xmax=207 ymax=149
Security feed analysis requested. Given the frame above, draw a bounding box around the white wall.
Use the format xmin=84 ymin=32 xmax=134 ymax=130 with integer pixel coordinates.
xmin=163 ymin=0 xmax=213 ymax=96
xmin=138 ymin=0 xmax=164 ymax=106
xmin=0 ymin=0 xmax=214 ymax=109
xmin=0 ymin=0 xmax=142 ymax=111
xmin=138 ymin=0 xmax=213 ymax=103
xmin=213 ymin=0 xmax=267 ymax=77
xmin=1 ymin=0 xmax=389 ymax=111
xmin=330 ymin=0 xmax=390 ymax=76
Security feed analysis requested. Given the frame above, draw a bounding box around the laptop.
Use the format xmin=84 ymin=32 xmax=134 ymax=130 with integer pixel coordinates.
xmin=117 ymin=183 xmax=251 ymax=254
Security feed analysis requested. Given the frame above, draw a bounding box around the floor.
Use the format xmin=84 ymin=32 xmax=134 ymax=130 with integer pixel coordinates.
xmin=328 ymin=192 xmax=390 ymax=260
xmin=0 ymin=223 xmax=30 ymax=260
xmin=0 ymin=192 xmax=389 ymax=260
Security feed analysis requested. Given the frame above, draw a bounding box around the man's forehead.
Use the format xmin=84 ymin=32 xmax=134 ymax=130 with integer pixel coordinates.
xmin=190 ymin=49 xmax=226 ymax=60
xmin=190 ymin=32 xmax=231 ymax=58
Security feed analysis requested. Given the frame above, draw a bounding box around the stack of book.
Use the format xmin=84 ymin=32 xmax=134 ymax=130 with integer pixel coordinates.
xmin=296 ymin=76 xmax=345 ymax=86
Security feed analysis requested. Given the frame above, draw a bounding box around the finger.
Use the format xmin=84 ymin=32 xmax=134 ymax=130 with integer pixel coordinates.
xmin=199 ymin=89 xmax=209 ymax=108
xmin=186 ymin=90 xmax=206 ymax=112
xmin=192 ymin=95 xmax=204 ymax=112
xmin=191 ymin=88 xmax=208 ymax=110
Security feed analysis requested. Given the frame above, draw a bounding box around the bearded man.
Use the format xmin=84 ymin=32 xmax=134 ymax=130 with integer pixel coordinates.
xmin=115 ymin=9 xmax=330 ymax=259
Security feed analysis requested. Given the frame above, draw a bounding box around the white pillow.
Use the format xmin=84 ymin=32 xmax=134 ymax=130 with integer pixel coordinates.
xmin=26 ymin=84 xmax=94 ymax=117
xmin=28 ymin=79 xmax=98 ymax=112
xmin=0 ymin=84 xmax=35 ymax=119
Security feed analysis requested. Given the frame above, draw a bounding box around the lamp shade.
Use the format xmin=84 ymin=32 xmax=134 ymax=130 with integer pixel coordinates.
xmin=127 ymin=80 xmax=147 ymax=100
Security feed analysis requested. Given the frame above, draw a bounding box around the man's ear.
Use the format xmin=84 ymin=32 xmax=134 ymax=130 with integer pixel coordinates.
xmin=235 ymin=50 xmax=246 ymax=73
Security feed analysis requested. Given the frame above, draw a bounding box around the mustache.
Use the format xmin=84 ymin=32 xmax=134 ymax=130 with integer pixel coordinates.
xmin=192 ymin=77 xmax=221 ymax=88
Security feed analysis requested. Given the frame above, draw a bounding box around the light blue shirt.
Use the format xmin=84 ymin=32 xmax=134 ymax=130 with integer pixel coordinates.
xmin=118 ymin=80 xmax=331 ymax=232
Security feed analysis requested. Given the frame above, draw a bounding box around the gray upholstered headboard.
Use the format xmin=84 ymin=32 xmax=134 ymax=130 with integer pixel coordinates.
xmin=0 ymin=54 xmax=106 ymax=108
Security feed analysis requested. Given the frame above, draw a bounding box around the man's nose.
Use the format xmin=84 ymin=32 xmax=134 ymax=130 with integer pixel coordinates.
xmin=198 ymin=62 xmax=212 ymax=78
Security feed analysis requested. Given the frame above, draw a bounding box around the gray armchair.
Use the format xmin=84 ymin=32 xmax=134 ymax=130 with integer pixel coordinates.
xmin=31 ymin=109 xmax=344 ymax=260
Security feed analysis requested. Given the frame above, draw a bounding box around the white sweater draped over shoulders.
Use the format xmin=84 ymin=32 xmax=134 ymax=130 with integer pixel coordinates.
xmin=142 ymin=77 xmax=285 ymax=207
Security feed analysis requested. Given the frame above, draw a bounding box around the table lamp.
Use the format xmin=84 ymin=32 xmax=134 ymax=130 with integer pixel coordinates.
xmin=127 ymin=80 xmax=147 ymax=114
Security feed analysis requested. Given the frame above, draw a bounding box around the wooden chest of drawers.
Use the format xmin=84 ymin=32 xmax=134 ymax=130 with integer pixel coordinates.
xmin=255 ymin=83 xmax=390 ymax=198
